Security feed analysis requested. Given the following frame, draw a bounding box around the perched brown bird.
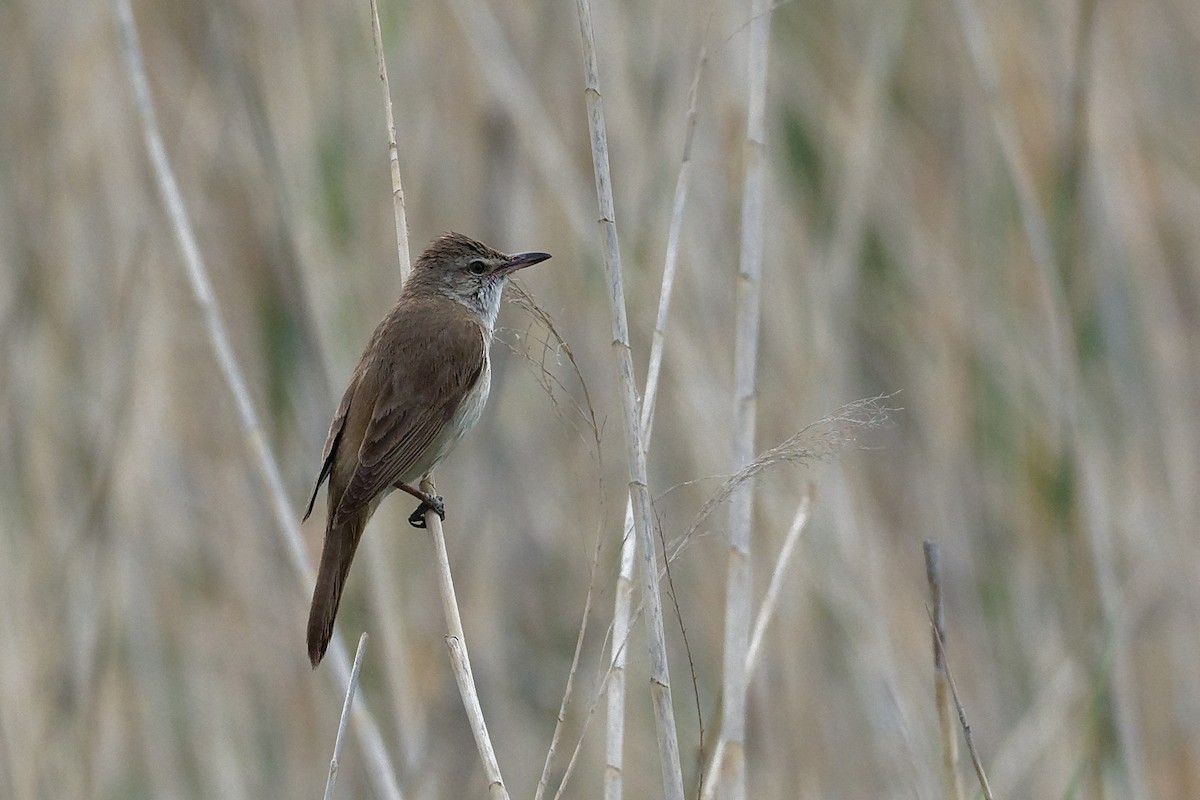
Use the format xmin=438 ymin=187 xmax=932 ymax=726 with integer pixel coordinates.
xmin=303 ymin=232 xmax=551 ymax=667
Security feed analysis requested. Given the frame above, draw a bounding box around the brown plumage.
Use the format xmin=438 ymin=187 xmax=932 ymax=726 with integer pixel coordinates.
xmin=304 ymin=232 xmax=551 ymax=667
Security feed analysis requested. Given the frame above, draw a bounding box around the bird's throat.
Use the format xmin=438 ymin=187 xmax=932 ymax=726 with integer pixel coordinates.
xmin=446 ymin=279 xmax=505 ymax=334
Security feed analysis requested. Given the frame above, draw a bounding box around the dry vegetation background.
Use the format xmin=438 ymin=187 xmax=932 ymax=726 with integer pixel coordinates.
xmin=3 ymin=0 xmax=1200 ymax=797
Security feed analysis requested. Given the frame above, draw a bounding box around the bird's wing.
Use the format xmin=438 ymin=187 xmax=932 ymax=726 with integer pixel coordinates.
xmin=333 ymin=316 xmax=486 ymax=522
xmin=302 ymin=378 xmax=356 ymax=521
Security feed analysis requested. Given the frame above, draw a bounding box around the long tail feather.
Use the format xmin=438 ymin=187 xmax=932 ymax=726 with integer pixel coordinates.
xmin=306 ymin=509 xmax=368 ymax=667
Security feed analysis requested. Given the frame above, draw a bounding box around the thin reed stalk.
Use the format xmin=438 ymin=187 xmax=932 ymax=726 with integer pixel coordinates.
xmin=324 ymin=633 xmax=369 ymax=800
xmin=715 ymin=0 xmax=771 ymax=796
xmin=368 ymin=8 xmax=506 ymax=792
xmin=421 ymin=478 xmax=510 ymax=800
xmin=113 ymin=2 xmax=403 ymax=797
xmin=364 ymin=0 xmax=430 ymax=770
xmin=573 ymin=0 xmax=685 ymax=797
xmin=924 ymin=542 xmax=964 ymax=800
xmin=605 ymin=45 xmax=707 ymax=800
xmin=701 ymin=491 xmax=812 ymax=800
xmin=368 ymin=0 xmax=411 ymax=276
xmin=929 ymin=608 xmax=995 ymax=800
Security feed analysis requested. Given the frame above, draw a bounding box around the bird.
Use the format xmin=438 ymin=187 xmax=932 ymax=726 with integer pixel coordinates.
xmin=302 ymin=232 xmax=551 ymax=667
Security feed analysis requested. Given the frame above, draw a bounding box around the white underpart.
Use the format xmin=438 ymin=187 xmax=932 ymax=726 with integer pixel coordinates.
xmin=442 ymin=274 xmax=505 ymax=333
xmin=397 ymin=324 xmax=492 ymax=487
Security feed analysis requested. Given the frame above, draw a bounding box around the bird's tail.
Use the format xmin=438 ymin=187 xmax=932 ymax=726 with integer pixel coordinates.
xmin=306 ymin=508 xmax=368 ymax=668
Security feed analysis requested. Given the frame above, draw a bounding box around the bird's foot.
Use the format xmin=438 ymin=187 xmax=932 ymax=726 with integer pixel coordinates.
xmin=407 ymin=494 xmax=446 ymax=528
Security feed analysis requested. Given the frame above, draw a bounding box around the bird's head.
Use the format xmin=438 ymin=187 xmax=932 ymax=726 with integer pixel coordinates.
xmin=408 ymin=232 xmax=551 ymax=330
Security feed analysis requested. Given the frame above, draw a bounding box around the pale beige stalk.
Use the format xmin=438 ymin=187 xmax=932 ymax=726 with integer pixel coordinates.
xmin=574 ymin=0 xmax=685 ymax=797
xmin=369 ymin=8 xmax=521 ymax=795
xmin=923 ymin=543 xmax=964 ymax=800
xmin=113 ymin=3 xmax=403 ymax=798
xmin=930 ymin=609 xmax=995 ymax=800
xmin=369 ymin=0 xmax=411 ymax=276
xmin=716 ymin=0 xmax=771 ymax=797
xmin=366 ymin=0 xmax=426 ymax=766
xmin=702 ymin=492 xmax=812 ymax=800
xmin=324 ymin=633 xmax=369 ymax=800
xmin=422 ymin=478 xmax=510 ymax=800
xmin=605 ymin=46 xmax=706 ymax=800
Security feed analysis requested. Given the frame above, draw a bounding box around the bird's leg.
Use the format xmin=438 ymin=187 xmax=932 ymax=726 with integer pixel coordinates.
xmin=395 ymin=481 xmax=445 ymax=528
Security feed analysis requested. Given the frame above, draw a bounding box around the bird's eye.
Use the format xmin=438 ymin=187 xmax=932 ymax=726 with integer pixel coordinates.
xmin=468 ymin=260 xmax=487 ymax=275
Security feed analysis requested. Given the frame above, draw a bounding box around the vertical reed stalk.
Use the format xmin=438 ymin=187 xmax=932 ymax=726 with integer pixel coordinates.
xmin=113 ymin=2 xmax=402 ymax=796
xmin=715 ymin=0 xmax=771 ymax=797
xmin=574 ymin=0 xmax=685 ymax=796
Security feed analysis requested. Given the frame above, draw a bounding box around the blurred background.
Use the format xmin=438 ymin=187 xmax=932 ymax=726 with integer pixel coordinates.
xmin=3 ymin=0 xmax=1199 ymax=797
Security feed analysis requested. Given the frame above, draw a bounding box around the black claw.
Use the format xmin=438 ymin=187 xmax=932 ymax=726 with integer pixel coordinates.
xmin=408 ymin=495 xmax=446 ymax=528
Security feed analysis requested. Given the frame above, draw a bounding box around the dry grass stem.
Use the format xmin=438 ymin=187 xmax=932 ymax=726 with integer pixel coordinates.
xmin=598 ymin=410 xmax=888 ymax=798
xmin=502 ymin=291 xmax=609 ymax=798
xmin=745 ymin=491 xmax=812 ymax=682
xmin=421 ymin=477 xmax=510 ymax=799
xmin=447 ymin=638 xmax=508 ymax=800
xmin=717 ymin=0 xmax=772 ymax=794
xmin=365 ymin=0 xmax=425 ymax=769
xmin=640 ymin=46 xmax=706 ymax=446
xmin=368 ymin=0 xmax=411 ymax=275
xmin=500 ymin=287 xmax=607 ymax=800
xmin=923 ymin=542 xmax=964 ymax=800
xmin=682 ymin=397 xmax=893 ymax=551
xmin=324 ymin=632 xmax=369 ymax=800
xmin=603 ymin=522 xmax=636 ymax=800
xmin=605 ymin=42 xmax=707 ymax=800
xmin=533 ymin=518 xmax=606 ymax=800
xmin=574 ymin=0 xmax=686 ymax=797
xmin=507 ymin=283 xmax=602 ymax=453
xmin=113 ymin=2 xmax=402 ymax=797
xmin=702 ymin=490 xmax=812 ymax=799
xmin=928 ymin=607 xmax=995 ymax=800
xmin=17 ymin=0 xmax=1195 ymax=795
xmin=553 ymin=629 xmax=632 ymax=800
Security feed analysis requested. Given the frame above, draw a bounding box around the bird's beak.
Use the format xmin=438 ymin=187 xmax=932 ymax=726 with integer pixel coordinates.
xmin=503 ymin=251 xmax=552 ymax=273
